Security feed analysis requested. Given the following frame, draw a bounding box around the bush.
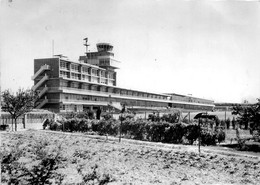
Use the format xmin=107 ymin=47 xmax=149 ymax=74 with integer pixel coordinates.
xmin=200 ymin=129 xmax=217 ymax=145
xmin=200 ymin=128 xmax=225 ymax=146
xmin=122 ymin=119 xmax=148 ymax=140
xmin=101 ymin=112 xmax=113 ymax=120
xmin=58 ymin=111 xmax=95 ymax=120
xmin=216 ymin=128 xmax=226 ymax=144
xmin=49 ymin=117 xmax=226 ymax=146
xmin=163 ymin=123 xmax=186 ymax=143
xmin=94 ymin=119 xmax=119 ymax=136
xmin=49 ymin=121 xmax=63 ymax=131
xmin=185 ymin=124 xmax=200 ymax=145
xmin=146 ymin=122 xmax=167 ymax=142
xmin=148 ymin=113 xmax=160 ymax=122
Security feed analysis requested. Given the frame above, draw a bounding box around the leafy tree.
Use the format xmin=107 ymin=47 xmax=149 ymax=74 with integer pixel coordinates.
xmin=1 ymin=88 xmax=38 ymax=131
xmin=232 ymin=99 xmax=260 ymax=133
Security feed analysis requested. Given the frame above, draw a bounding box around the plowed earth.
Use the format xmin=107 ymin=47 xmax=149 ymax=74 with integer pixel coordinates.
xmin=1 ymin=130 xmax=260 ymax=185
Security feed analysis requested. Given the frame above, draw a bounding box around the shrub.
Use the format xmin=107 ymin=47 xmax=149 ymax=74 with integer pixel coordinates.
xmin=101 ymin=112 xmax=113 ymax=120
xmin=163 ymin=123 xmax=186 ymax=143
xmin=125 ymin=119 xmax=147 ymax=140
xmin=49 ymin=117 xmax=226 ymax=146
xmin=185 ymin=124 xmax=200 ymax=145
xmin=148 ymin=113 xmax=160 ymax=122
xmin=200 ymin=129 xmax=216 ymax=145
xmin=216 ymin=128 xmax=226 ymax=144
xmin=49 ymin=121 xmax=63 ymax=131
xmin=95 ymin=119 xmax=119 ymax=136
xmin=146 ymin=122 xmax=167 ymax=142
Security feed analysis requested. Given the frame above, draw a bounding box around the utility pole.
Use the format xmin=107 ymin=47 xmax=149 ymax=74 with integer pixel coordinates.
xmin=119 ymin=104 xmax=125 ymax=143
xmin=198 ymin=118 xmax=201 ymax=154
xmin=119 ymin=113 xmax=122 ymax=143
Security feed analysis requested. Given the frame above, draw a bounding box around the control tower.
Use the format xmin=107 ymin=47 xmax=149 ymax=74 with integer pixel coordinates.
xmin=80 ymin=38 xmax=120 ymax=70
xmin=96 ymin=43 xmax=113 ymax=52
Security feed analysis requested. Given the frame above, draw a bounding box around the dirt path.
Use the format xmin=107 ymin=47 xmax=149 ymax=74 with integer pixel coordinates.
xmin=1 ymin=130 xmax=260 ymax=184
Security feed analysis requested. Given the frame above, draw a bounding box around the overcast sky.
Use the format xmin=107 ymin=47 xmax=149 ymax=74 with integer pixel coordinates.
xmin=1 ymin=0 xmax=260 ymax=103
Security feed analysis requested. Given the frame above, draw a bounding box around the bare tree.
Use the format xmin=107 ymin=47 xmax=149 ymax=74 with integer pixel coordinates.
xmin=1 ymin=88 xmax=38 ymax=131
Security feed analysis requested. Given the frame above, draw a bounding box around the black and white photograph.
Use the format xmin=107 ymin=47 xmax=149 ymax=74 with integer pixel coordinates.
xmin=1 ymin=0 xmax=260 ymax=184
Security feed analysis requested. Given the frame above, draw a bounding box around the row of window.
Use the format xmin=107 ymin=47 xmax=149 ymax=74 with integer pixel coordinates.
xmin=60 ymin=81 xmax=167 ymax=99
xmin=173 ymin=104 xmax=213 ymax=111
xmin=60 ymin=69 xmax=115 ymax=79
xmin=171 ymin=96 xmax=213 ymax=105
xmin=60 ymin=70 xmax=115 ymax=84
xmin=60 ymin=62 xmax=115 ymax=78
xmin=59 ymin=76 xmax=211 ymax=105
xmin=71 ymin=73 xmax=80 ymax=80
xmin=99 ymin=59 xmax=110 ymax=66
xmin=60 ymin=71 xmax=70 ymax=78
xmin=61 ymin=103 xmax=212 ymax=112
xmin=58 ymin=82 xmax=168 ymax=100
xmin=61 ymin=94 xmax=167 ymax=107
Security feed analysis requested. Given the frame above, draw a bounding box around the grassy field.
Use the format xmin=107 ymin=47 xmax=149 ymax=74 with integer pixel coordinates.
xmin=1 ymin=130 xmax=260 ymax=184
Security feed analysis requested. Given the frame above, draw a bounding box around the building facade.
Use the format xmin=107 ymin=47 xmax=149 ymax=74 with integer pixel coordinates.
xmin=32 ymin=38 xmax=215 ymax=113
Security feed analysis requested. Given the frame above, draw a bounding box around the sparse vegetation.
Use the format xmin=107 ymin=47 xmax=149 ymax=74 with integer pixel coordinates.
xmin=1 ymin=130 xmax=259 ymax=184
xmin=0 ymin=132 xmax=114 ymax=185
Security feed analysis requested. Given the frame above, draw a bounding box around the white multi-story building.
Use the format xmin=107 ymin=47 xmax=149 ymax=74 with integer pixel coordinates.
xmin=32 ymin=38 xmax=215 ymax=113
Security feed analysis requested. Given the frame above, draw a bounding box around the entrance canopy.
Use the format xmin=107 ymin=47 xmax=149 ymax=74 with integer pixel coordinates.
xmin=194 ymin=112 xmax=218 ymax=120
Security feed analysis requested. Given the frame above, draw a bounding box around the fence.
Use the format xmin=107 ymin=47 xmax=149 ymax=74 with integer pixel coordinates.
xmin=0 ymin=111 xmax=55 ymax=130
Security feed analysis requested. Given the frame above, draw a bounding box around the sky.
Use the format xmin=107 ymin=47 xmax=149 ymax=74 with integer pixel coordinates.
xmin=1 ymin=0 xmax=260 ymax=103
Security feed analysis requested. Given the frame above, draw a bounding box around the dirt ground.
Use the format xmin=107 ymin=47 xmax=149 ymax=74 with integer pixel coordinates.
xmin=1 ymin=130 xmax=260 ymax=185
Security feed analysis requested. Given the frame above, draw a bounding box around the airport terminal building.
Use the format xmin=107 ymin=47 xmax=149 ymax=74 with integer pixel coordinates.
xmin=32 ymin=38 xmax=215 ymax=113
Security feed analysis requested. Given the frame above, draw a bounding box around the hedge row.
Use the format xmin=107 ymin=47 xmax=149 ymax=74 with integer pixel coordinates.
xmin=49 ymin=119 xmax=225 ymax=146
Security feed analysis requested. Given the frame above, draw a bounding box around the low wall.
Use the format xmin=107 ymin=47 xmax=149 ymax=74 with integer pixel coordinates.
xmin=1 ymin=111 xmax=55 ymax=130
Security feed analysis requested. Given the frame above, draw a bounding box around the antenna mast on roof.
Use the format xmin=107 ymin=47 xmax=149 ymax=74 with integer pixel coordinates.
xmin=83 ymin=38 xmax=90 ymax=59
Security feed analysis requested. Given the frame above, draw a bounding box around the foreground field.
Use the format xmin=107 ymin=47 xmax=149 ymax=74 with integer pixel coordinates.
xmin=1 ymin=130 xmax=260 ymax=185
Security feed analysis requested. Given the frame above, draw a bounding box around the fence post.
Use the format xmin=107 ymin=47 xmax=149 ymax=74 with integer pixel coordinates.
xmin=198 ymin=118 xmax=201 ymax=155
xmin=119 ymin=113 xmax=122 ymax=143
